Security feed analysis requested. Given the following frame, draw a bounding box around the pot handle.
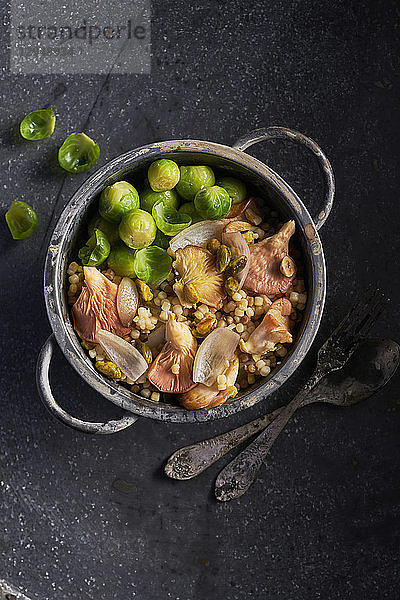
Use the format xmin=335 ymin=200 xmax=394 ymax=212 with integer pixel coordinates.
xmin=232 ymin=126 xmax=335 ymax=230
xmin=36 ymin=334 xmax=139 ymax=434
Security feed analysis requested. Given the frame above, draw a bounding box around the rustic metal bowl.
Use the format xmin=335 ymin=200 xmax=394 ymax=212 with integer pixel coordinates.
xmin=36 ymin=127 xmax=334 ymax=433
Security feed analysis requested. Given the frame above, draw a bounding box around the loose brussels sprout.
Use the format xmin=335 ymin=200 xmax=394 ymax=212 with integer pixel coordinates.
xmin=58 ymin=132 xmax=100 ymax=173
xmin=99 ymin=181 xmax=140 ymax=223
xmin=78 ymin=229 xmax=110 ymax=267
xmin=107 ymin=244 xmax=136 ymax=277
xmin=119 ymin=209 xmax=157 ymax=249
xmin=5 ymin=201 xmax=38 ymax=239
xmin=88 ymin=214 xmax=120 ymax=245
xmin=140 ymin=186 xmax=179 ymax=213
xmin=152 ymin=201 xmax=192 ymax=236
xmin=216 ymin=176 xmax=247 ymax=205
xmin=176 ymin=166 xmax=215 ymax=201
xmin=148 ymin=159 xmax=180 ymax=192
xmin=20 ymin=110 xmax=55 ymax=141
xmin=134 ymin=246 xmax=172 ymax=285
xmin=153 ymin=228 xmax=170 ymax=249
xmin=178 ymin=202 xmax=202 ymax=223
xmin=194 ymin=185 xmax=232 ymax=220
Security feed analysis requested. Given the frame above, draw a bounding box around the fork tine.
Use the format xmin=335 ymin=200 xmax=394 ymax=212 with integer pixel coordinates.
xmin=353 ymin=297 xmax=386 ymax=339
xmin=329 ymin=284 xmax=375 ymax=341
xmin=339 ymin=292 xmax=386 ymax=348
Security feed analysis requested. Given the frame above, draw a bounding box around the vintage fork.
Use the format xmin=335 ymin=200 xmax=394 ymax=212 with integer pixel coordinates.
xmin=215 ymin=286 xmax=386 ymax=502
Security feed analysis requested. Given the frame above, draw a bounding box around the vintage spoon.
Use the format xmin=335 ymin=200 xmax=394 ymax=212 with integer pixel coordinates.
xmin=165 ymin=338 xmax=399 ymax=483
xmin=215 ymin=337 xmax=399 ymax=501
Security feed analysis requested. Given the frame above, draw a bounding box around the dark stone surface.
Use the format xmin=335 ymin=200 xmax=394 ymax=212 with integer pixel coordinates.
xmin=1 ymin=1 xmax=399 ymax=598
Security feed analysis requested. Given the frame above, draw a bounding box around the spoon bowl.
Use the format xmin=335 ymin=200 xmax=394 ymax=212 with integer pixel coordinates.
xmin=303 ymin=337 xmax=399 ymax=407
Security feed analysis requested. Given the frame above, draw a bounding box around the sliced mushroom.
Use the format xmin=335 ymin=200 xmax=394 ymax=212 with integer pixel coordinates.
xmin=179 ymin=355 xmax=239 ymax=410
xmin=223 ymin=220 xmax=257 ymax=234
xmin=243 ymin=220 xmax=296 ymax=295
xmin=226 ymin=197 xmax=253 ymax=219
xmin=193 ymin=327 xmax=240 ymax=387
xmin=72 ymin=267 xmax=131 ymax=343
xmin=173 ymin=245 xmax=226 ymax=309
xmin=240 ymin=298 xmax=293 ymax=355
xmin=147 ymin=313 xmax=197 ymax=393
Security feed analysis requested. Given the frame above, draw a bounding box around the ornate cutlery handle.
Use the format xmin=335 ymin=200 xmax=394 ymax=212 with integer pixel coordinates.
xmin=165 ymin=407 xmax=283 ymax=480
xmin=215 ymin=373 xmax=323 ymax=501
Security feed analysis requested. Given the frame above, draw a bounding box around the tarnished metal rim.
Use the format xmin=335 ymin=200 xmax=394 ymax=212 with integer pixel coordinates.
xmin=43 ymin=139 xmax=326 ymax=423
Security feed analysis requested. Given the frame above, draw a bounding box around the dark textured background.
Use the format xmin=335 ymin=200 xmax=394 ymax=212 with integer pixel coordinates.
xmin=1 ymin=1 xmax=399 ymax=598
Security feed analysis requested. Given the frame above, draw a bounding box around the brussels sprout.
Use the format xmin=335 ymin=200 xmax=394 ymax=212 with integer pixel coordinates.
xmin=107 ymin=244 xmax=136 ymax=277
xmin=88 ymin=214 xmax=120 ymax=245
xmin=194 ymin=185 xmax=232 ymax=220
xmin=216 ymin=176 xmax=247 ymax=205
xmin=119 ymin=209 xmax=157 ymax=249
xmin=99 ymin=181 xmax=140 ymax=223
xmin=134 ymin=246 xmax=172 ymax=285
xmin=153 ymin=228 xmax=170 ymax=249
xmin=152 ymin=201 xmax=192 ymax=236
xmin=176 ymin=166 xmax=215 ymax=201
xmin=58 ymin=132 xmax=100 ymax=173
xmin=178 ymin=202 xmax=202 ymax=224
xmin=140 ymin=186 xmax=179 ymax=213
xmin=20 ymin=110 xmax=55 ymax=141
xmin=148 ymin=159 xmax=180 ymax=192
xmin=5 ymin=201 xmax=38 ymax=240
xmin=78 ymin=229 xmax=110 ymax=267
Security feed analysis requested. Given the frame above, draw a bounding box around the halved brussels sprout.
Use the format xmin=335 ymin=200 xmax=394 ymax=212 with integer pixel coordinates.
xmin=148 ymin=159 xmax=180 ymax=192
xmin=20 ymin=110 xmax=55 ymax=141
xmin=58 ymin=133 xmax=100 ymax=173
xmin=78 ymin=229 xmax=110 ymax=267
xmin=88 ymin=214 xmax=120 ymax=245
xmin=176 ymin=166 xmax=215 ymax=201
xmin=140 ymin=186 xmax=179 ymax=213
xmin=153 ymin=228 xmax=170 ymax=249
xmin=99 ymin=181 xmax=139 ymax=223
xmin=194 ymin=185 xmax=232 ymax=220
xmin=107 ymin=244 xmax=136 ymax=277
xmin=152 ymin=201 xmax=192 ymax=236
xmin=5 ymin=200 xmax=38 ymax=239
xmin=178 ymin=202 xmax=202 ymax=224
xmin=134 ymin=246 xmax=172 ymax=285
xmin=216 ymin=176 xmax=247 ymax=205
xmin=119 ymin=209 xmax=157 ymax=249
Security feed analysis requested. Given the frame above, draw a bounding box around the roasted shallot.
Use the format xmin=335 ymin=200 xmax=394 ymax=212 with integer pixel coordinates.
xmin=97 ymin=329 xmax=148 ymax=382
xmin=193 ymin=327 xmax=240 ymax=387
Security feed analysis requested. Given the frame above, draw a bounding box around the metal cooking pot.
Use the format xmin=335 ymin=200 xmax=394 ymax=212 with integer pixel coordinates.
xmin=36 ymin=127 xmax=334 ymax=434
